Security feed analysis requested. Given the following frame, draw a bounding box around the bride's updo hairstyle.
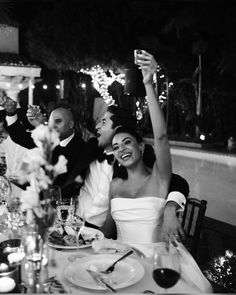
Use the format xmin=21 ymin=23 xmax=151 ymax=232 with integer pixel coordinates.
xmin=112 ymin=126 xmax=156 ymax=180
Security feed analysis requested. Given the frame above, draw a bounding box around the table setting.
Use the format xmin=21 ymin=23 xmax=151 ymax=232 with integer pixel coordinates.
xmin=0 ymin=124 xmax=214 ymax=293
xmin=0 ymin=194 xmax=213 ymax=294
xmin=46 ymin=231 xmax=213 ymax=294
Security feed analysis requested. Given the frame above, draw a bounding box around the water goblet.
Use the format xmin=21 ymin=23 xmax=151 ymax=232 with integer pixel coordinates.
xmin=153 ymin=243 xmax=180 ymax=292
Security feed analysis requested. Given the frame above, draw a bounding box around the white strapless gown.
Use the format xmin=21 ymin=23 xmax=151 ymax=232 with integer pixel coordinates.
xmin=111 ymin=197 xmax=165 ymax=244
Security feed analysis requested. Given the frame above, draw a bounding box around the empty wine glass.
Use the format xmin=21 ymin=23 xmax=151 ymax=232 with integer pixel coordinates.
xmin=69 ymin=213 xmax=85 ymax=247
xmin=56 ymin=198 xmax=75 ymax=225
xmin=0 ymin=175 xmax=12 ymax=205
xmin=153 ymin=243 xmax=181 ymax=292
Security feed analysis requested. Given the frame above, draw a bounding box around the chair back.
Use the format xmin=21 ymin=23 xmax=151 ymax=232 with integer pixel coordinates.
xmin=181 ymin=197 xmax=207 ymax=258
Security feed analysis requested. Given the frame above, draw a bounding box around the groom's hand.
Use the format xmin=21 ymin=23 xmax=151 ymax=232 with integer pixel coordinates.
xmin=161 ymin=202 xmax=185 ymax=245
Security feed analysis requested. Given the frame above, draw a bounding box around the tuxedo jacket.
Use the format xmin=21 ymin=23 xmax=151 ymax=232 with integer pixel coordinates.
xmin=169 ymin=173 xmax=189 ymax=199
xmin=7 ymin=120 xmax=97 ymax=198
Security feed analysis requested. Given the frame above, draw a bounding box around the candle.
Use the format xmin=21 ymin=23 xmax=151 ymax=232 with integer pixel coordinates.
xmin=0 ymin=264 xmax=8 ymax=272
xmin=0 ymin=263 xmax=18 ymax=293
xmin=0 ymin=277 xmax=16 ymax=293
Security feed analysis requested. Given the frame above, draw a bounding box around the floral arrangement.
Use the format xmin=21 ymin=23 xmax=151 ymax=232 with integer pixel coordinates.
xmin=204 ymin=249 xmax=236 ymax=293
xmin=18 ymin=124 xmax=68 ymax=237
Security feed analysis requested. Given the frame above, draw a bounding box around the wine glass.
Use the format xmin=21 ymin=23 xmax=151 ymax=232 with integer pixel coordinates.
xmin=69 ymin=213 xmax=85 ymax=247
xmin=48 ymin=185 xmax=62 ymax=208
xmin=153 ymin=243 xmax=181 ymax=292
xmin=56 ymin=198 xmax=75 ymax=225
xmin=0 ymin=175 xmax=12 ymax=205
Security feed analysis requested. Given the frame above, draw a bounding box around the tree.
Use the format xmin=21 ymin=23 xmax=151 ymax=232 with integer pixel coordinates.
xmin=0 ymin=1 xmax=14 ymax=24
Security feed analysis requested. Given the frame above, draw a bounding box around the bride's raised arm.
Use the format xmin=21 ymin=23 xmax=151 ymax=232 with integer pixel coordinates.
xmin=137 ymin=50 xmax=172 ymax=185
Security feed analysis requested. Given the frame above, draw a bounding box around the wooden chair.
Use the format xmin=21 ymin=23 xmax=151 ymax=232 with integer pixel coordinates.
xmin=180 ymin=197 xmax=207 ymax=259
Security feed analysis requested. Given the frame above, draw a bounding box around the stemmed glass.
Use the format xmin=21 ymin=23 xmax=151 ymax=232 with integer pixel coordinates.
xmin=0 ymin=175 xmax=12 ymax=205
xmin=48 ymin=185 xmax=62 ymax=208
xmin=153 ymin=243 xmax=181 ymax=292
xmin=56 ymin=199 xmax=74 ymax=225
xmin=69 ymin=213 xmax=85 ymax=247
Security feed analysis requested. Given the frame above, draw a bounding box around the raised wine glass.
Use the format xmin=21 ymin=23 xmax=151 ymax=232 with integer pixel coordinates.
xmin=153 ymin=243 xmax=181 ymax=292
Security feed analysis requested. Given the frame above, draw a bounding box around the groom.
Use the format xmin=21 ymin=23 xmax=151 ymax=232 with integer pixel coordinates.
xmin=77 ymin=104 xmax=188 ymax=242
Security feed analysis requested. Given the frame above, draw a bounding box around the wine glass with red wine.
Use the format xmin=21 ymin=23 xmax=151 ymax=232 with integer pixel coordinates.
xmin=153 ymin=244 xmax=180 ymax=292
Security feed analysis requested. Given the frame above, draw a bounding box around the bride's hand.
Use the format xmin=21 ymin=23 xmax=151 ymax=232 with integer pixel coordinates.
xmin=136 ymin=50 xmax=158 ymax=84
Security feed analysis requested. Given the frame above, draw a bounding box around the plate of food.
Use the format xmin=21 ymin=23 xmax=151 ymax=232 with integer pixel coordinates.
xmin=65 ymin=254 xmax=145 ymax=290
xmin=47 ymin=224 xmax=104 ymax=249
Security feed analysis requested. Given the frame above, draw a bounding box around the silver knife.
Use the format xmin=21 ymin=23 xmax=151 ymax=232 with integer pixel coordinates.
xmin=86 ymin=269 xmax=117 ymax=293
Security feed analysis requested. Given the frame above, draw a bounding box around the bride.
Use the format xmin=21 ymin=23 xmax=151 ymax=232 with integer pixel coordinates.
xmin=101 ymin=50 xmax=172 ymax=244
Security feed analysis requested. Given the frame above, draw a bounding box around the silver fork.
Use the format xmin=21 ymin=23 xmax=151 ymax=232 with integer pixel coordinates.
xmin=101 ymin=250 xmax=133 ymax=274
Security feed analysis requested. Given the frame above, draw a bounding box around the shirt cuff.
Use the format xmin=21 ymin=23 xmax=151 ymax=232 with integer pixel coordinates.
xmin=166 ymin=191 xmax=186 ymax=211
xmin=6 ymin=114 xmax=18 ymax=126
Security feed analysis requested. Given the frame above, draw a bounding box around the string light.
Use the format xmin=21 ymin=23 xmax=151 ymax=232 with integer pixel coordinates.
xmin=200 ymin=134 xmax=205 ymax=141
xmin=42 ymin=84 xmax=48 ymax=90
xmin=55 ymin=84 xmax=60 ymax=89
xmin=80 ymin=65 xmax=125 ymax=105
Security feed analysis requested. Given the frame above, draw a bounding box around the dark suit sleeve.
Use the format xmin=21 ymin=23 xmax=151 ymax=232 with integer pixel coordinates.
xmin=6 ymin=120 xmax=36 ymax=149
xmin=54 ymin=136 xmax=98 ymax=200
xmin=67 ymin=137 xmax=98 ymax=182
xmin=169 ymin=173 xmax=190 ymax=200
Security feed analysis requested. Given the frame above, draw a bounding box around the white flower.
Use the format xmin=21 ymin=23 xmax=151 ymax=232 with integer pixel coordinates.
xmin=20 ymin=148 xmax=46 ymax=173
xmin=17 ymin=123 xmax=67 ymax=227
xmin=31 ymin=124 xmax=60 ymax=150
xmin=53 ymin=155 xmax=68 ymax=177
xmin=21 ymin=186 xmax=40 ymax=211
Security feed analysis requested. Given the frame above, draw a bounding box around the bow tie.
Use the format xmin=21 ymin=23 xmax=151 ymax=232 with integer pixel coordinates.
xmin=97 ymin=152 xmax=114 ymax=164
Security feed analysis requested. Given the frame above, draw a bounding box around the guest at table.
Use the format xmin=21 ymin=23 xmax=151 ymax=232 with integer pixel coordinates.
xmin=100 ymin=50 xmax=180 ymax=244
xmin=0 ymin=98 xmax=97 ymax=200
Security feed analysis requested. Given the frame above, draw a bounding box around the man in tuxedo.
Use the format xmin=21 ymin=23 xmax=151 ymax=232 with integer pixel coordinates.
xmin=2 ymin=99 xmax=96 ymax=200
xmin=77 ymin=104 xmax=189 ymax=242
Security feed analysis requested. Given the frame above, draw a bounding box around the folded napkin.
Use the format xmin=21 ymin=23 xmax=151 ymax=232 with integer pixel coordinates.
xmin=92 ymin=238 xmax=129 ymax=254
xmin=92 ymin=238 xmax=158 ymax=258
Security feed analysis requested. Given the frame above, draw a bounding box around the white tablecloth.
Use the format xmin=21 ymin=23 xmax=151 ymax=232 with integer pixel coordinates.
xmin=48 ymin=245 xmax=213 ymax=294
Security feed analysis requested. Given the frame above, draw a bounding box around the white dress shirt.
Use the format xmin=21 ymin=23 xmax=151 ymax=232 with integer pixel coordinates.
xmin=78 ymin=159 xmax=113 ymax=227
xmin=59 ymin=133 xmax=74 ymax=147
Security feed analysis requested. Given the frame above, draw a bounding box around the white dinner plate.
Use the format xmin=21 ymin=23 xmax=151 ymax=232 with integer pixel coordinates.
xmin=48 ymin=227 xmax=104 ymax=249
xmin=65 ymin=254 xmax=145 ymax=290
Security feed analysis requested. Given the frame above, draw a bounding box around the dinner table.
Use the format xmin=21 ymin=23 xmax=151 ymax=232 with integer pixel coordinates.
xmin=47 ymin=241 xmax=213 ymax=294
